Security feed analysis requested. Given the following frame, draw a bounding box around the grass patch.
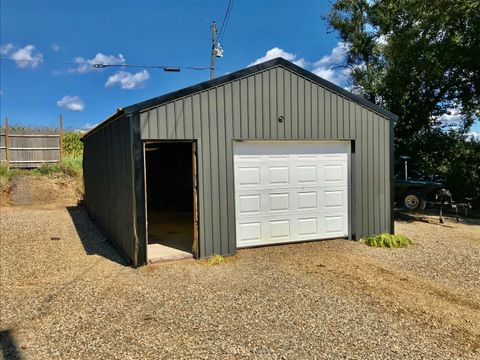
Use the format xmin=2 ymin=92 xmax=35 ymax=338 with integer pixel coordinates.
xmin=33 ymin=156 xmax=82 ymax=178
xmin=361 ymin=233 xmax=413 ymax=248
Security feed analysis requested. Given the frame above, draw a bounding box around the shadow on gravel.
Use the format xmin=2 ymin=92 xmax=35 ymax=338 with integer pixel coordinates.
xmin=0 ymin=329 xmax=22 ymax=360
xmin=396 ymin=209 xmax=480 ymax=226
xmin=67 ymin=206 xmax=130 ymax=266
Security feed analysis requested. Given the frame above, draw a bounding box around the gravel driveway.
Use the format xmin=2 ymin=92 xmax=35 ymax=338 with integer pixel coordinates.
xmin=1 ymin=206 xmax=479 ymax=359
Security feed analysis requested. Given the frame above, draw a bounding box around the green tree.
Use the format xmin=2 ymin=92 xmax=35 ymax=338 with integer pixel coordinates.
xmin=325 ymin=0 xmax=480 ymax=199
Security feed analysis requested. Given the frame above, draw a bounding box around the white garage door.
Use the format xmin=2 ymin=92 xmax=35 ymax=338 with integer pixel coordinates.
xmin=234 ymin=141 xmax=350 ymax=248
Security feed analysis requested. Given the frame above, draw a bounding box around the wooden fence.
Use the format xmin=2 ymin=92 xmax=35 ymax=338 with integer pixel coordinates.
xmin=0 ymin=116 xmax=63 ymax=168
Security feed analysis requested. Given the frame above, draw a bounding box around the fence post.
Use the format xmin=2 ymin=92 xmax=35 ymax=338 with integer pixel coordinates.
xmin=4 ymin=117 xmax=9 ymax=168
xmin=59 ymin=113 xmax=63 ymax=162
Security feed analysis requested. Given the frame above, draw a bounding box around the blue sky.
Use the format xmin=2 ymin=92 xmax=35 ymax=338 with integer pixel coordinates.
xmin=1 ymin=0 xmax=479 ymax=136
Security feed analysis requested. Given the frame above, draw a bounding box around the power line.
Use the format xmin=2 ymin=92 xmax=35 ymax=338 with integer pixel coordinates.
xmin=0 ymin=58 xmax=222 ymax=71
xmin=217 ymin=0 xmax=234 ymax=44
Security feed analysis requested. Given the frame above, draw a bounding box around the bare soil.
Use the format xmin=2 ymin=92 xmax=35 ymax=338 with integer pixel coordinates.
xmin=0 ymin=177 xmax=479 ymax=359
xmin=0 ymin=174 xmax=82 ymax=209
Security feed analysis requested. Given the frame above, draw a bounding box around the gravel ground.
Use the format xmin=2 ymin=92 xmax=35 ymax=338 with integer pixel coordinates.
xmin=1 ymin=206 xmax=479 ymax=359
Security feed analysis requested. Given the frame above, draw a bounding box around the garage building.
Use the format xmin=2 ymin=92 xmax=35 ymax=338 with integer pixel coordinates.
xmin=82 ymin=58 xmax=397 ymax=266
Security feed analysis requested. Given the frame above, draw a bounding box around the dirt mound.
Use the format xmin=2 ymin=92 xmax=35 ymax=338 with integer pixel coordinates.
xmin=0 ymin=174 xmax=82 ymax=209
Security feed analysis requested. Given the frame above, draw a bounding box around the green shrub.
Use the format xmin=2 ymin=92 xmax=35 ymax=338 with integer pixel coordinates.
xmin=63 ymin=131 xmax=83 ymax=158
xmin=31 ymin=156 xmax=82 ymax=178
xmin=361 ymin=233 xmax=412 ymax=248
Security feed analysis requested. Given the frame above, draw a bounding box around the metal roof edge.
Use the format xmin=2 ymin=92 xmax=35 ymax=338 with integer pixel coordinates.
xmin=88 ymin=57 xmax=397 ymax=136
xmin=81 ymin=108 xmax=125 ymax=141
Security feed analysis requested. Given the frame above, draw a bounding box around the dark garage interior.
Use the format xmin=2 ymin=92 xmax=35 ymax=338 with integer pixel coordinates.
xmin=145 ymin=142 xmax=195 ymax=255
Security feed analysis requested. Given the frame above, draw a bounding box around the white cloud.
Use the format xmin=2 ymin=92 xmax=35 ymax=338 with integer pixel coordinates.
xmin=57 ymin=95 xmax=85 ymax=112
xmin=437 ymin=108 xmax=463 ymax=123
xmin=70 ymin=53 xmax=126 ymax=73
xmin=80 ymin=123 xmax=98 ymax=132
xmin=312 ymin=42 xmax=350 ymax=85
xmin=52 ymin=44 xmax=60 ymax=52
xmin=105 ymin=70 xmax=150 ymax=90
xmin=467 ymin=131 xmax=480 ymax=141
xmin=249 ymin=47 xmax=306 ymax=67
xmin=248 ymin=43 xmax=351 ymax=87
xmin=9 ymin=45 xmax=43 ymax=68
xmin=0 ymin=43 xmax=14 ymax=55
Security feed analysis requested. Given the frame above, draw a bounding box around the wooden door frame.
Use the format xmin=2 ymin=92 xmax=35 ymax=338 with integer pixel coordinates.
xmin=142 ymin=140 xmax=199 ymax=260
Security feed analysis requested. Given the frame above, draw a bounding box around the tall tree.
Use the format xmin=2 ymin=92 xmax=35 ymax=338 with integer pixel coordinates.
xmin=325 ymin=0 xmax=480 ymax=198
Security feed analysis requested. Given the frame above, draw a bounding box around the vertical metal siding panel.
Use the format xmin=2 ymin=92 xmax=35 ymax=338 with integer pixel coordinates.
xmin=224 ymin=83 xmax=236 ymax=254
xmin=291 ymin=73 xmax=298 ymax=138
xmin=379 ymin=117 xmax=386 ymax=233
xmin=318 ymin=87 xmax=325 ymax=138
xmin=208 ymin=88 xmax=220 ymax=254
xmin=158 ymin=105 xmax=167 ymax=138
xmin=216 ymin=86 xmax=228 ymax=254
xmin=388 ymin=119 xmax=394 ymax=233
xmin=232 ymin=81 xmax=241 ymax=138
xmin=305 ymin=81 xmax=311 ymax=138
xmin=357 ymin=105 xmax=366 ymax=237
xmin=184 ymin=97 xmax=193 ymax=139
xmin=268 ymin=69 xmax=277 ymax=138
xmin=240 ymin=78 xmax=248 ymax=138
xmin=331 ymin=93 xmax=338 ymax=139
xmin=200 ymin=91 xmax=212 ymax=256
xmin=248 ymin=76 xmax=256 ymax=138
xmin=338 ymin=97 xmax=344 ymax=139
xmin=255 ymin=73 xmax=263 ymax=138
xmin=191 ymin=94 xmax=206 ymax=257
xmin=298 ymin=77 xmax=305 ymax=138
xmin=262 ymin=71 xmax=270 ymax=138
xmin=149 ymin=108 xmax=158 ymax=139
xmin=311 ymin=85 xmax=318 ymax=137
xmin=175 ymin=99 xmax=185 ymax=139
xmin=166 ymin=102 xmax=176 ymax=138
xmin=275 ymin=68 xmax=283 ymax=138
xmin=343 ymin=98 xmax=350 ymax=139
xmin=283 ymin=69 xmax=291 ymax=139
xmin=140 ymin=112 xmax=149 ymax=139
xmin=325 ymin=91 xmax=331 ymax=138
xmin=367 ymin=112 xmax=375 ymax=234
xmin=208 ymin=88 xmax=221 ymax=254
xmin=361 ymin=108 xmax=368 ymax=235
xmin=373 ymin=114 xmax=380 ymax=234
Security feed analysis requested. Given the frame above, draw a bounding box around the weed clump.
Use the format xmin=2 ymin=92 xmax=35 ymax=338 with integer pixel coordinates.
xmin=206 ymin=254 xmax=226 ymax=266
xmin=361 ymin=233 xmax=412 ymax=248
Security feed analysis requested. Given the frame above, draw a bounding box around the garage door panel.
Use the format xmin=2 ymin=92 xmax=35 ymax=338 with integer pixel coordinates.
xmin=236 ymin=166 xmax=261 ymax=188
xmin=268 ymin=166 xmax=290 ymax=185
xmin=237 ymin=221 xmax=262 ymax=245
xmin=267 ymin=192 xmax=290 ymax=213
xmin=297 ymin=191 xmax=317 ymax=211
xmin=295 ymin=165 xmax=317 ymax=185
xmin=234 ymin=141 xmax=349 ymax=248
xmin=322 ymin=188 xmax=347 ymax=211
xmin=236 ymin=194 xmax=261 ymax=215
xmin=296 ymin=217 xmax=319 ymax=238
xmin=323 ymin=214 xmax=348 ymax=236
xmin=268 ymin=219 xmax=291 ymax=241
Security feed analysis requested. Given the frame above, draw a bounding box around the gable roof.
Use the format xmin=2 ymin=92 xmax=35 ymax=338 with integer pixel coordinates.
xmin=83 ymin=57 xmax=397 ymax=140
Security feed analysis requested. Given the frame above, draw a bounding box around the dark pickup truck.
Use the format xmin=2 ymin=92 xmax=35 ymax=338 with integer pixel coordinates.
xmin=394 ymin=157 xmax=471 ymax=219
xmin=394 ymin=156 xmax=450 ymax=211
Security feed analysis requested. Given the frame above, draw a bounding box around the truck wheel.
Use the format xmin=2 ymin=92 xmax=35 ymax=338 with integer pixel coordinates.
xmin=404 ymin=193 xmax=423 ymax=211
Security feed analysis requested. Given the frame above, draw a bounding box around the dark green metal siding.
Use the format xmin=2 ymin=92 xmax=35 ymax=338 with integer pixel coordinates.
xmin=139 ymin=65 xmax=393 ymax=259
xmin=83 ymin=115 xmax=140 ymax=265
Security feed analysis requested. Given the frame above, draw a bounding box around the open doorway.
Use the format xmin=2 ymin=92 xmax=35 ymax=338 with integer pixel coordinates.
xmin=144 ymin=141 xmax=198 ymax=262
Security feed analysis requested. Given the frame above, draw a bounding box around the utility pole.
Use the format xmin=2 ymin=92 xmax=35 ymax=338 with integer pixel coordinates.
xmin=210 ymin=21 xmax=217 ymax=80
